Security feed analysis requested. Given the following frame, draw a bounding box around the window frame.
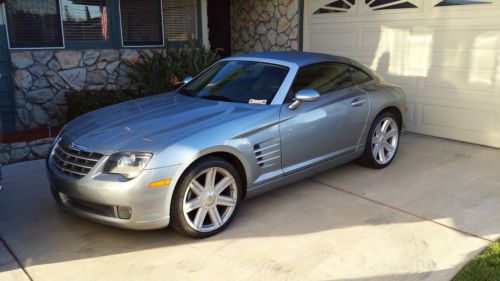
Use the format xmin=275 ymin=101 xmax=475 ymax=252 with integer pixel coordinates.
xmin=118 ymin=0 xmax=165 ymax=48
xmin=3 ymin=0 xmax=66 ymax=50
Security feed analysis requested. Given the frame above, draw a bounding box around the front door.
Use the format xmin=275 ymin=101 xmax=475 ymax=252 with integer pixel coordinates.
xmin=279 ymin=63 xmax=369 ymax=174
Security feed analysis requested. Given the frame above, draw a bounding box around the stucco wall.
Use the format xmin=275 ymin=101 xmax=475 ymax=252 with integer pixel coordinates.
xmin=231 ymin=0 xmax=300 ymax=54
xmin=10 ymin=49 xmax=155 ymax=130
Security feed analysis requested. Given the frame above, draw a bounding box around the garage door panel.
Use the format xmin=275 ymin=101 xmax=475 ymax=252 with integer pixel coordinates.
xmin=421 ymin=104 xmax=496 ymax=134
xmin=423 ymin=69 xmax=500 ymax=98
xmin=306 ymin=1 xmax=500 ymax=147
xmin=309 ymin=30 xmax=357 ymax=49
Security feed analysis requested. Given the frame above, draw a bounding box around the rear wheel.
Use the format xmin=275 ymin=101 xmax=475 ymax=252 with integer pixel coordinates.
xmin=170 ymin=157 xmax=242 ymax=238
xmin=359 ymin=111 xmax=401 ymax=169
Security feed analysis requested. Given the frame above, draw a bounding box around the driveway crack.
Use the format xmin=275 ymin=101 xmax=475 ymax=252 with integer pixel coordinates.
xmin=0 ymin=236 xmax=34 ymax=281
xmin=308 ymin=178 xmax=493 ymax=243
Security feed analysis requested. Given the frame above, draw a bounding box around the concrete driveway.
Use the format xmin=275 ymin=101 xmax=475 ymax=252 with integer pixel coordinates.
xmin=1 ymin=134 xmax=499 ymax=281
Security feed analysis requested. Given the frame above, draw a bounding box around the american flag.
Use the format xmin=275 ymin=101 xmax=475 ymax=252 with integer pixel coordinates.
xmin=101 ymin=6 xmax=109 ymax=40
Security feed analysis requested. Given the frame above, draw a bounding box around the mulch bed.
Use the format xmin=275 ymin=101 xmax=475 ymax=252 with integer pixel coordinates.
xmin=2 ymin=125 xmax=63 ymax=144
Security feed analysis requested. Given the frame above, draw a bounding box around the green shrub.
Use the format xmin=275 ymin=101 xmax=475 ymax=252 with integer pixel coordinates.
xmin=128 ymin=40 xmax=219 ymax=95
xmin=65 ymin=89 xmax=147 ymax=121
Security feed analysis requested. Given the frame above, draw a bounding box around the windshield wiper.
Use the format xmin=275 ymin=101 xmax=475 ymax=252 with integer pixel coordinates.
xmin=201 ymin=95 xmax=235 ymax=102
xmin=177 ymin=88 xmax=192 ymax=96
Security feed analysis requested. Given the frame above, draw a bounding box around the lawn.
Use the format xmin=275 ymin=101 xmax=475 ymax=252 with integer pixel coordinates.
xmin=453 ymin=241 xmax=500 ymax=281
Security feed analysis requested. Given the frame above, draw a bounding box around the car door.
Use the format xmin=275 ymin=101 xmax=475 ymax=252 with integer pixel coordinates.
xmin=279 ymin=62 xmax=369 ymax=175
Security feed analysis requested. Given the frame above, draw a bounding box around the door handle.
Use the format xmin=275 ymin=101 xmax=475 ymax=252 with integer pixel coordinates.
xmin=350 ymin=98 xmax=366 ymax=107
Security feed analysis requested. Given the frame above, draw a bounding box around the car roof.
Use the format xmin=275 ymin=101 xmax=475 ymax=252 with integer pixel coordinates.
xmin=228 ymin=51 xmax=351 ymax=67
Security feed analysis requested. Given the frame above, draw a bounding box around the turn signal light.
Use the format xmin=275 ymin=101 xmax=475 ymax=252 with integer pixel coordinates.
xmin=148 ymin=179 xmax=171 ymax=188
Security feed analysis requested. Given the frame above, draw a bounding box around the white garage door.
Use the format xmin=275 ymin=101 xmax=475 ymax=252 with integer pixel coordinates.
xmin=305 ymin=0 xmax=500 ymax=148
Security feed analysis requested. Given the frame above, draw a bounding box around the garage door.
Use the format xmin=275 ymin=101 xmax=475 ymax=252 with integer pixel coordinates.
xmin=305 ymin=0 xmax=500 ymax=148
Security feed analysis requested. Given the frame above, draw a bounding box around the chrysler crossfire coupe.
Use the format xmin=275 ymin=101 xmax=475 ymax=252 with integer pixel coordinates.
xmin=47 ymin=52 xmax=407 ymax=238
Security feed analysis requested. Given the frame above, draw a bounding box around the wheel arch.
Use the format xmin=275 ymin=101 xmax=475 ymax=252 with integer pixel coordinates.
xmin=376 ymin=106 xmax=403 ymax=128
xmin=175 ymin=150 xmax=249 ymax=199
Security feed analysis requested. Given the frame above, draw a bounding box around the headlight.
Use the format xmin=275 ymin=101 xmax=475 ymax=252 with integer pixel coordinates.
xmin=103 ymin=152 xmax=153 ymax=179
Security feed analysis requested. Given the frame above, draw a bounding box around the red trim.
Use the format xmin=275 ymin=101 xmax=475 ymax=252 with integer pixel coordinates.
xmin=2 ymin=125 xmax=63 ymax=144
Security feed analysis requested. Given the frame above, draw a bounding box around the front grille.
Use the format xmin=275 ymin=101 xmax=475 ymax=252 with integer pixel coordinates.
xmin=51 ymin=141 xmax=103 ymax=178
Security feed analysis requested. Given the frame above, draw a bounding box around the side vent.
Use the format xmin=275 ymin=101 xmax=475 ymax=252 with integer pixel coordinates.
xmin=253 ymin=139 xmax=281 ymax=168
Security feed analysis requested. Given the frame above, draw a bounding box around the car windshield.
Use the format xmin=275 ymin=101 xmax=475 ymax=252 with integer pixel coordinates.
xmin=178 ymin=61 xmax=289 ymax=104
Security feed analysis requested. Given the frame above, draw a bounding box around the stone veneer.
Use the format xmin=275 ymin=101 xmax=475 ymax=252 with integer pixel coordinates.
xmin=231 ymin=0 xmax=300 ymax=54
xmin=11 ymin=49 xmax=155 ymax=131
xmin=0 ymin=138 xmax=53 ymax=165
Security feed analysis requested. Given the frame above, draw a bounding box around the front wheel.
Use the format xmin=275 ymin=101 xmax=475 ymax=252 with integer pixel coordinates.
xmin=170 ymin=157 xmax=242 ymax=238
xmin=359 ymin=111 xmax=401 ymax=169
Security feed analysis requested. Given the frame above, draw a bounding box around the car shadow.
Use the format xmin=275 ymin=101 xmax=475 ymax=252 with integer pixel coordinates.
xmin=0 ymin=134 xmax=497 ymax=280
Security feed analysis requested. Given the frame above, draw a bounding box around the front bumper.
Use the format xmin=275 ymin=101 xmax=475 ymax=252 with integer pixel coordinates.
xmin=47 ymin=156 xmax=182 ymax=230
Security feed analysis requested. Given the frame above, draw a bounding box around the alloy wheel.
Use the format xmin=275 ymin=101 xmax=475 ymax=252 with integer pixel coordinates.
xmin=371 ymin=117 xmax=399 ymax=165
xmin=182 ymin=167 xmax=238 ymax=232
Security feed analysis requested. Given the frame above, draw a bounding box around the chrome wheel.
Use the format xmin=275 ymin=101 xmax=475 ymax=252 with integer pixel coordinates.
xmin=182 ymin=167 xmax=238 ymax=232
xmin=371 ymin=117 xmax=399 ymax=165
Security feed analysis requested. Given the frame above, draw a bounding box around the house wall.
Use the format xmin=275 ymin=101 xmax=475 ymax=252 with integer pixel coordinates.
xmin=231 ymin=0 xmax=300 ymax=54
xmin=11 ymin=49 xmax=156 ymax=130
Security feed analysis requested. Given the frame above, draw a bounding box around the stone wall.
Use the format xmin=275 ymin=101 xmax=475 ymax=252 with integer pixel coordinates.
xmin=0 ymin=138 xmax=53 ymax=165
xmin=231 ymin=0 xmax=300 ymax=54
xmin=11 ymin=49 xmax=150 ymax=130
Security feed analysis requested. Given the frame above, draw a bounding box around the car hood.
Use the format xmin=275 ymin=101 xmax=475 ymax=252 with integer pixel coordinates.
xmin=61 ymin=93 xmax=278 ymax=154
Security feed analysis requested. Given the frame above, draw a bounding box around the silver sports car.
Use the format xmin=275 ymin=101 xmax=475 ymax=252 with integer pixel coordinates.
xmin=47 ymin=52 xmax=407 ymax=238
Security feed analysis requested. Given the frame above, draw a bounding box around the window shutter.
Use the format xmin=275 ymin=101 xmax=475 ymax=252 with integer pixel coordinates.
xmin=5 ymin=0 xmax=63 ymax=48
xmin=120 ymin=0 xmax=163 ymax=46
xmin=61 ymin=0 xmax=109 ymax=42
xmin=163 ymin=0 xmax=197 ymax=41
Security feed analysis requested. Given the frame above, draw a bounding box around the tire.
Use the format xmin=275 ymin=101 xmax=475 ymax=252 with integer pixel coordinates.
xmin=358 ymin=111 xmax=401 ymax=169
xmin=170 ymin=157 xmax=243 ymax=238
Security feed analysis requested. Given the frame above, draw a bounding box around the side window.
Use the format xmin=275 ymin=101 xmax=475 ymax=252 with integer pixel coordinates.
xmin=350 ymin=66 xmax=373 ymax=85
xmin=291 ymin=63 xmax=353 ymax=95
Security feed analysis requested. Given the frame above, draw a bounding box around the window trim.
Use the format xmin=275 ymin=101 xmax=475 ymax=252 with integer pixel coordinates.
xmin=118 ymin=0 xmax=165 ymax=48
xmin=3 ymin=0 xmax=66 ymax=50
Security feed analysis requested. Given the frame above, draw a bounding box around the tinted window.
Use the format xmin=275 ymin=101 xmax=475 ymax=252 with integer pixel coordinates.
xmin=179 ymin=61 xmax=289 ymax=104
xmin=62 ymin=0 xmax=109 ymax=42
xmin=435 ymin=0 xmax=491 ymax=6
xmin=5 ymin=0 xmax=63 ymax=48
xmin=350 ymin=66 xmax=372 ymax=84
xmin=292 ymin=63 xmax=352 ymax=94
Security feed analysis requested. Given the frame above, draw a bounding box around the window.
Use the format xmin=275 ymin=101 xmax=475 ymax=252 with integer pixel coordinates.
xmin=163 ymin=0 xmax=198 ymax=41
xmin=366 ymin=0 xmax=418 ymax=10
xmin=179 ymin=61 xmax=289 ymax=105
xmin=119 ymin=0 xmax=164 ymax=46
xmin=292 ymin=63 xmax=353 ymax=94
xmin=314 ymin=0 xmax=355 ymax=14
xmin=350 ymin=66 xmax=372 ymax=84
xmin=5 ymin=0 xmax=64 ymax=48
xmin=61 ymin=0 xmax=109 ymax=42
xmin=435 ymin=0 xmax=491 ymax=6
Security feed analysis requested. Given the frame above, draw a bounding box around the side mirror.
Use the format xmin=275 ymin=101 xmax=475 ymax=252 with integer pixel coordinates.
xmin=182 ymin=76 xmax=193 ymax=85
xmin=288 ymin=89 xmax=320 ymax=110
